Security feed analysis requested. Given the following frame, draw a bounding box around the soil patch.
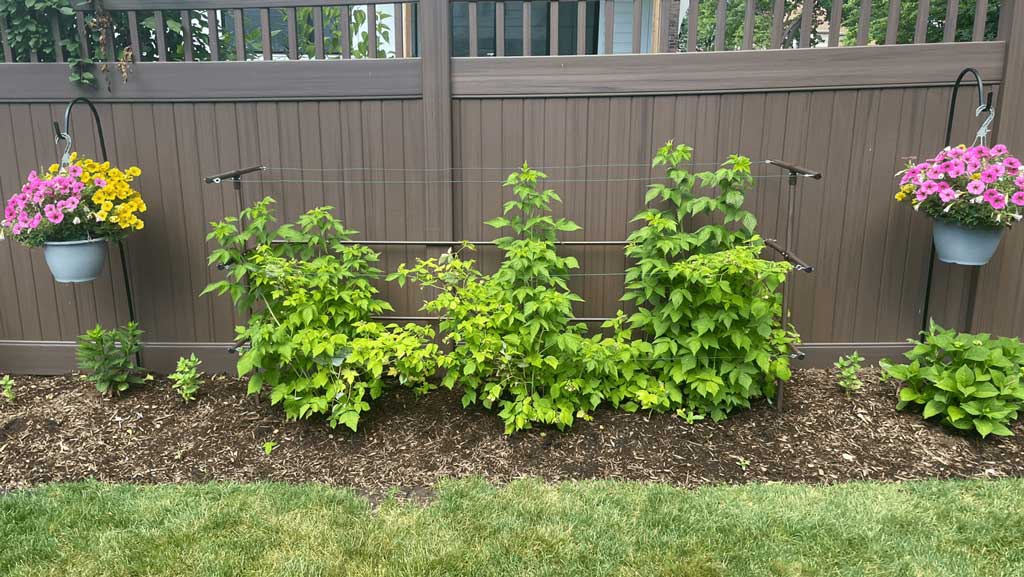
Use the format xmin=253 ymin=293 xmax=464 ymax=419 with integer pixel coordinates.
xmin=1 ymin=369 xmax=1021 ymax=495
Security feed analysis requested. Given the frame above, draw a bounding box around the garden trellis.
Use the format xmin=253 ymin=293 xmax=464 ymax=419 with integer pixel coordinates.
xmin=204 ymin=154 xmax=819 ymax=406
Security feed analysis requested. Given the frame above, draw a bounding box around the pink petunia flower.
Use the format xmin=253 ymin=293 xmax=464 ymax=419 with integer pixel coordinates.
xmin=93 ymin=177 xmax=107 ymax=187
xmin=990 ymin=194 xmax=1008 ymax=210
xmin=1005 ymin=157 xmax=1022 ymax=170
xmin=926 ymin=166 xmax=945 ymax=180
xmin=921 ymin=181 xmax=941 ymax=195
xmin=992 ymin=144 xmax=1009 ymax=156
xmin=967 ymin=180 xmax=986 ymax=195
xmin=1012 ymin=191 xmax=1024 ymax=206
xmin=67 ymin=165 xmax=83 ymax=177
xmin=939 ymin=188 xmax=957 ymax=202
xmin=981 ymin=167 xmax=1001 ymax=184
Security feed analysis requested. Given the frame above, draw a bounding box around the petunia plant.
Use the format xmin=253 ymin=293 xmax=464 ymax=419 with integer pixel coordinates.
xmin=1 ymin=153 xmax=146 ymax=247
xmin=895 ymin=144 xmax=1024 ymax=229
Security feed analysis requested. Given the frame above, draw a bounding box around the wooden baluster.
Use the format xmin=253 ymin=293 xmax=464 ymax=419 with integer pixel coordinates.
xmin=395 ymin=3 xmax=405 ymax=57
xmin=689 ymin=0 xmax=700 ymax=51
xmin=209 ymin=9 xmax=220 ymax=61
xmin=828 ymin=0 xmax=841 ymax=46
xmin=856 ymin=0 xmax=872 ymax=45
xmin=973 ymin=0 xmax=988 ymax=40
xmin=128 ymin=10 xmax=142 ymax=61
xmin=577 ymin=0 xmax=586 ymax=54
xmin=368 ymin=4 xmax=378 ymax=57
xmin=154 ymin=10 xmax=167 ymax=60
xmin=182 ymin=10 xmax=194 ymax=61
xmin=260 ymin=8 xmax=272 ymax=59
xmin=341 ymin=5 xmax=352 ymax=59
xmin=742 ymin=0 xmax=755 ymax=49
xmin=313 ymin=6 xmax=325 ymax=58
xmin=287 ymin=7 xmax=298 ymax=59
xmin=550 ymin=0 xmax=559 ymax=55
xmin=632 ymin=0 xmax=642 ymax=52
xmin=604 ymin=0 xmax=614 ymax=53
xmin=771 ymin=0 xmax=785 ymax=47
xmin=885 ymin=0 xmax=902 ymax=44
xmin=233 ymin=8 xmax=244 ymax=60
xmin=0 ymin=16 xmax=13 ymax=62
xmin=523 ymin=0 xmax=532 ymax=55
xmin=714 ymin=0 xmax=726 ymax=50
xmin=943 ymin=0 xmax=959 ymax=42
xmin=914 ymin=0 xmax=931 ymax=43
xmin=469 ymin=1 xmax=479 ymax=56
xmin=799 ymin=0 xmax=813 ymax=48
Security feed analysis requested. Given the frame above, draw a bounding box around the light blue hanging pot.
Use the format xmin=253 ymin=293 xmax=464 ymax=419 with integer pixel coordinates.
xmin=932 ymin=220 xmax=1004 ymax=266
xmin=43 ymin=238 xmax=108 ymax=283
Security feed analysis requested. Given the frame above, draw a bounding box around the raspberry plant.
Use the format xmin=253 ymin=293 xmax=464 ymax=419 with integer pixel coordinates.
xmin=203 ymin=198 xmax=440 ymax=431
xmin=622 ymin=142 xmax=798 ymax=421
xmin=392 ymin=165 xmax=647 ymax=433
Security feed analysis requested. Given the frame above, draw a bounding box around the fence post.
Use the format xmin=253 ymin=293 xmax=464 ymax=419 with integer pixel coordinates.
xmin=971 ymin=0 xmax=1024 ymax=335
xmin=420 ymin=0 xmax=454 ymax=245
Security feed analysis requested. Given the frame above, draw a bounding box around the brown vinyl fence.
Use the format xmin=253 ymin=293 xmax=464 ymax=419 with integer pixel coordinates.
xmin=1 ymin=0 xmax=1023 ymax=373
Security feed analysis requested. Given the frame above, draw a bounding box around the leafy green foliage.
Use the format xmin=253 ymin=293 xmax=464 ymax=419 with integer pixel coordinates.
xmin=835 ymin=352 xmax=865 ymax=395
xmin=202 ymin=198 xmax=440 ymax=431
xmin=392 ymin=165 xmax=647 ymax=433
xmin=262 ymin=441 xmax=278 ymax=455
xmin=76 ymin=322 xmax=149 ymax=395
xmin=679 ymin=0 xmax=996 ymax=51
xmin=881 ymin=322 xmax=1024 ymax=438
xmin=168 ymin=354 xmax=202 ymax=402
xmin=0 ymin=0 xmax=95 ymax=84
xmin=623 ymin=142 xmax=798 ymax=421
xmin=1 ymin=375 xmax=14 ymax=403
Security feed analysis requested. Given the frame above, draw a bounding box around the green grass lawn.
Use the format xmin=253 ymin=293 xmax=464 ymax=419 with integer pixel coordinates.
xmin=2 ymin=478 xmax=1022 ymax=577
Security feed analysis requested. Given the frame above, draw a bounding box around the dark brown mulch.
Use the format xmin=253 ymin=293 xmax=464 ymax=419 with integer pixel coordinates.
xmin=1 ymin=369 xmax=1022 ymax=496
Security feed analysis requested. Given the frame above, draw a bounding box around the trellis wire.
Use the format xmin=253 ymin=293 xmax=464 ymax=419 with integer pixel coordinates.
xmin=243 ymin=175 xmax=800 ymax=185
xmin=261 ymin=160 xmax=780 ymax=172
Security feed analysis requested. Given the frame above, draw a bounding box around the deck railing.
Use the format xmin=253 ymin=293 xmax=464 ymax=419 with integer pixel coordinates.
xmin=1 ymin=1 xmax=420 ymax=63
xmin=0 ymin=0 xmax=1006 ymax=64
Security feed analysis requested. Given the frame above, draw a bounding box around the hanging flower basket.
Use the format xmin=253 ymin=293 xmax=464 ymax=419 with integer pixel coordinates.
xmin=896 ymin=144 xmax=1024 ymax=266
xmin=1 ymin=154 xmax=147 ymax=283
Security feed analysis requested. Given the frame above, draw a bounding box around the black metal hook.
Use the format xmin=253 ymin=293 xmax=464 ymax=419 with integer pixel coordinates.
xmin=943 ymin=67 xmax=994 ymax=148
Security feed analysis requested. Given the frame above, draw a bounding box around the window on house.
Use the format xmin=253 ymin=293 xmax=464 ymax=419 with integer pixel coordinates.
xmin=449 ymin=1 xmax=613 ymax=57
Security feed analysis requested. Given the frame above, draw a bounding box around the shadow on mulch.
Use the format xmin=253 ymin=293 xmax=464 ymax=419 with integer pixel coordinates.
xmin=1 ymin=368 xmax=1021 ymax=498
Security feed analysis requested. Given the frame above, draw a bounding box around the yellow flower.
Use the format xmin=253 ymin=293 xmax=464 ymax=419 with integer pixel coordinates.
xmin=101 ymin=201 xmax=113 ymax=212
xmin=134 ymin=221 xmax=144 ymax=230
xmin=971 ymin=173 xmax=982 ymax=180
xmin=900 ymin=184 xmax=915 ymax=194
xmin=48 ymin=163 xmax=60 ymax=174
xmin=69 ymin=152 xmax=78 ymax=161
xmin=96 ymin=211 xmax=108 ymax=221
xmin=81 ymin=172 xmax=92 ymax=184
xmin=126 ymin=166 xmax=141 ymax=177
xmin=895 ymin=192 xmax=907 ymax=202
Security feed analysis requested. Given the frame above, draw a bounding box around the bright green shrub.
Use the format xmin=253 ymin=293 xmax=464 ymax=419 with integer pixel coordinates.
xmin=392 ymin=165 xmax=649 ymax=433
xmin=203 ymin=198 xmax=440 ymax=431
xmin=622 ymin=142 xmax=798 ymax=421
xmin=76 ymin=322 xmax=149 ymax=395
xmin=881 ymin=322 xmax=1024 ymax=438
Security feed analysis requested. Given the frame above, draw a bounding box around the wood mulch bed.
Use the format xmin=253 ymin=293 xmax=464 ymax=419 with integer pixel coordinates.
xmin=1 ymin=368 xmax=1022 ymax=497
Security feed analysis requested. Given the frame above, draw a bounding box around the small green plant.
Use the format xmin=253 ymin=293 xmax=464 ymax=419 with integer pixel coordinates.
xmin=835 ymin=352 xmax=865 ymax=395
xmin=1 ymin=375 xmax=14 ymax=402
xmin=169 ymin=354 xmax=203 ymax=402
xmin=262 ymin=441 xmax=278 ymax=455
xmin=76 ymin=322 xmax=149 ymax=395
xmin=734 ymin=456 xmax=750 ymax=471
xmin=881 ymin=322 xmax=1024 ymax=438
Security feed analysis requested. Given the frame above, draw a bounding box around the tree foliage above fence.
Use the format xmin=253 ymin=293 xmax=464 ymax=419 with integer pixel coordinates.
xmin=679 ymin=0 xmax=1000 ymax=51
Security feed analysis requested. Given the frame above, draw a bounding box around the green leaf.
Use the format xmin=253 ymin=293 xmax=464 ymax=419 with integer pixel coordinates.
xmin=922 ymin=399 xmax=945 ymax=419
